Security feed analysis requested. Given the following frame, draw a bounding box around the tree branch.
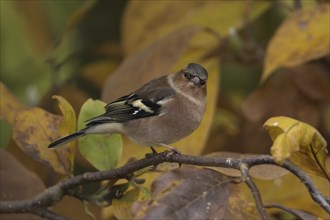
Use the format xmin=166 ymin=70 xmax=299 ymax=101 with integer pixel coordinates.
xmin=240 ymin=163 xmax=269 ymax=220
xmin=0 ymin=152 xmax=329 ymax=218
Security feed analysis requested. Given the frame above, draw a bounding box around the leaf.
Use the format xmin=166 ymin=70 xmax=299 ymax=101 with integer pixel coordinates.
xmin=255 ymin=172 xmax=329 ymax=218
xmin=112 ymin=187 xmax=151 ymax=220
xmin=0 ymin=82 xmax=27 ymax=124
xmin=78 ymin=99 xmax=123 ymax=171
xmin=52 ymin=95 xmax=76 ymax=171
xmin=206 ymin=152 xmax=288 ymax=180
xmin=102 ymin=26 xmax=204 ymax=102
xmin=264 ymin=116 xmax=329 ymax=179
xmin=243 ymin=64 xmax=329 ymax=124
xmin=122 ymin=1 xmax=270 ymax=54
xmin=0 ymin=150 xmax=45 ymax=220
xmin=262 ymin=4 xmax=330 ymax=81
xmin=132 ymin=166 xmax=258 ymax=219
xmin=12 ymin=108 xmax=73 ymax=176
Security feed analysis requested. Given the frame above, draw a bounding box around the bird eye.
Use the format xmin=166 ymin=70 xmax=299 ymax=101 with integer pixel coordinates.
xmin=184 ymin=72 xmax=191 ymax=79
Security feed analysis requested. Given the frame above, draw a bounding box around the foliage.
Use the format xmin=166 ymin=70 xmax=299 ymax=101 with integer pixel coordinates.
xmin=0 ymin=1 xmax=329 ymax=219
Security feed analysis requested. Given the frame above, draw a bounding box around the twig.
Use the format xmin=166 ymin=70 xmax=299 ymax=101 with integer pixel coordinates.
xmin=265 ymin=202 xmax=315 ymax=220
xmin=240 ymin=163 xmax=269 ymax=220
xmin=0 ymin=152 xmax=329 ymax=217
xmin=281 ymin=160 xmax=330 ymax=213
xmin=32 ymin=208 xmax=69 ymax=220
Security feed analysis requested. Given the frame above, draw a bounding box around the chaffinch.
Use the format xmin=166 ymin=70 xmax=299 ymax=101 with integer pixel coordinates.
xmin=49 ymin=63 xmax=208 ymax=153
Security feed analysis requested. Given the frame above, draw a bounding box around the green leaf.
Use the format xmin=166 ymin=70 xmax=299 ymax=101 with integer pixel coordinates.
xmin=264 ymin=116 xmax=329 ymax=179
xmin=78 ymin=99 xmax=122 ymax=171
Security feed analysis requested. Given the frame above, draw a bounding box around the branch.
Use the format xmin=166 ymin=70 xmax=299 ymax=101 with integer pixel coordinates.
xmin=240 ymin=163 xmax=269 ymax=220
xmin=0 ymin=152 xmax=329 ymax=218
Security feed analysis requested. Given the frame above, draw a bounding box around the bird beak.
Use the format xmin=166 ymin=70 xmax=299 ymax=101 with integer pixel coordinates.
xmin=191 ymin=77 xmax=205 ymax=86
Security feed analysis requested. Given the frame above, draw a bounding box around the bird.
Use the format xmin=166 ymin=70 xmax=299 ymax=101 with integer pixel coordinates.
xmin=48 ymin=63 xmax=208 ymax=153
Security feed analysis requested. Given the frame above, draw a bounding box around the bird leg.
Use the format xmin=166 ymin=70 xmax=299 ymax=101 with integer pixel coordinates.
xmin=145 ymin=146 xmax=158 ymax=159
xmin=159 ymin=143 xmax=181 ymax=154
xmin=150 ymin=146 xmax=158 ymax=155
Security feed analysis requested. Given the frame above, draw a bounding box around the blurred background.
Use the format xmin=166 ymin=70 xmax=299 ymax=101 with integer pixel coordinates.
xmin=0 ymin=0 xmax=329 ymax=219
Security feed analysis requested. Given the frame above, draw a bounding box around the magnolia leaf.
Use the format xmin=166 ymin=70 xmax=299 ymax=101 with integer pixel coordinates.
xmin=255 ymin=172 xmax=329 ymax=218
xmin=78 ymin=99 xmax=122 ymax=171
xmin=0 ymin=82 xmax=27 ymax=124
xmin=12 ymin=108 xmax=72 ymax=176
xmin=0 ymin=150 xmax=46 ymax=220
xmin=52 ymin=95 xmax=76 ymax=171
xmin=264 ymin=116 xmax=329 ymax=179
xmin=113 ymin=187 xmax=151 ymax=220
xmin=206 ymin=152 xmax=288 ymax=180
xmin=122 ymin=1 xmax=270 ymax=54
xmin=262 ymin=4 xmax=330 ymax=81
xmin=132 ymin=166 xmax=258 ymax=219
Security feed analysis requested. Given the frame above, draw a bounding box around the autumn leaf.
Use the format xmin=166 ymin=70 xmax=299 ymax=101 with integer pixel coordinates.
xmin=264 ymin=116 xmax=329 ymax=179
xmin=255 ymin=172 xmax=329 ymax=218
xmin=112 ymin=186 xmax=150 ymax=220
xmin=12 ymin=108 xmax=73 ymax=176
xmin=52 ymin=95 xmax=76 ymax=171
xmin=206 ymin=152 xmax=288 ymax=180
xmin=0 ymin=82 xmax=27 ymax=124
xmin=0 ymin=150 xmax=46 ymax=220
xmin=132 ymin=166 xmax=258 ymax=219
xmin=262 ymin=4 xmax=330 ymax=81
xmin=122 ymin=1 xmax=270 ymax=54
xmin=78 ymin=99 xmax=123 ymax=171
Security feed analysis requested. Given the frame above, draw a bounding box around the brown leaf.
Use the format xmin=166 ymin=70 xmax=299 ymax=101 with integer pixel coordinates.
xmin=122 ymin=1 xmax=270 ymax=54
xmin=255 ymin=172 xmax=329 ymax=218
xmin=243 ymin=64 xmax=329 ymax=126
xmin=15 ymin=1 xmax=53 ymax=55
xmin=132 ymin=166 xmax=258 ymax=219
xmin=12 ymin=108 xmax=72 ymax=176
xmin=0 ymin=82 xmax=27 ymax=124
xmin=112 ymin=187 xmax=150 ymax=220
xmin=262 ymin=4 xmax=330 ymax=81
xmin=0 ymin=150 xmax=45 ymax=220
xmin=206 ymin=152 xmax=288 ymax=180
xmin=101 ymin=26 xmax=204 ymax=102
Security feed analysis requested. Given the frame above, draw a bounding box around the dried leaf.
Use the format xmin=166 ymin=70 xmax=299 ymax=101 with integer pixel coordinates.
xmin=262 ymin=4 xmax=330 ymax=81
xmin=52 ymin=95 xmax=76 ymax=171
xmin=0 ymin=82 xmax=27 ymax=124
xmin=264 ymin=116 xmax=329 ymax=179
xmin=78 ymin=99 xmax=123 ymax=171
xmin=243 ymin=64 xmax=329 ymax=125
xmin=122 ymin=1 xmax=270 ymax=54
xmin=112 ymin=187 xmax=151 ymax=220
xmin=132 ymin=166 xmax=258 ymax=219
xmin=12 ymin=108 xmax=72 ymax=176
xmin=255 ymin=172 xmax=329 ymax=218
xmin=0 ymin=150 xmax=45 ymax=220
xmin=206 ymin=152 xmax=288 ymax=180
xmin=102 ymin=26 xmax=204 ymax=102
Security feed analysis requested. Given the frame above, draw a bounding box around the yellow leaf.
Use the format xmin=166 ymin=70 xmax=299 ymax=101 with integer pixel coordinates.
xmin=113 ymin=187 xmax=150 ymax=220
xmin=122 ymin=1 xmax=270 ymax=54
xmin=262 ymin=4 xmax=330 ymax=81
xmin=52 ymin=95 xmax=76 ymax=171
xmin=12 ymin=108 xmax=73 ymax=176
xmin=264 ymin=116 xmax=329 ymax=179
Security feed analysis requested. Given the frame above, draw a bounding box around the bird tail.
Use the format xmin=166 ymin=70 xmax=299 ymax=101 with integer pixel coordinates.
xmin=48 ymin=130 xmax=86 ymax=148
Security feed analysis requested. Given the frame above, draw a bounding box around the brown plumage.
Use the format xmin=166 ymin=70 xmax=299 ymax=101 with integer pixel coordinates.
xmin=49 ymin=63 xmax=208 ymax=152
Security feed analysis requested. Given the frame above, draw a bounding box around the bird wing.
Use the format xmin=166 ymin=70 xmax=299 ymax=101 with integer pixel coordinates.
xmin=85 ymin=76 xmax=175 ymax=126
